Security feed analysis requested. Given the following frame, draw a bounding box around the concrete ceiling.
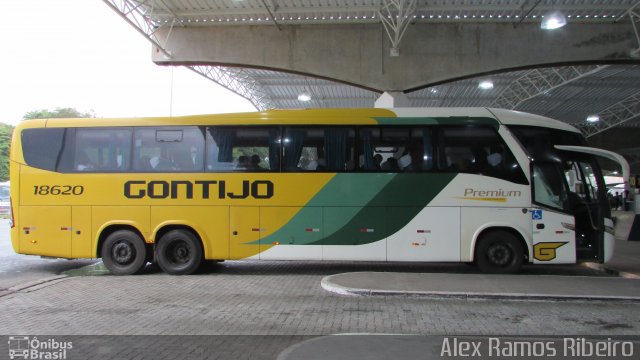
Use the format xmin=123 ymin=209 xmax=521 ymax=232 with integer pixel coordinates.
xmin=103 ymin=0 xmax=640 ymax=139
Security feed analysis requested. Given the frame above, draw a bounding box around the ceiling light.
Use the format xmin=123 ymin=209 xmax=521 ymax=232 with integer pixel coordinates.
xmin=298 ymin=93 xmax=311 ymax=102
xmin=586 ymin=115 xmax=600 ymax=123
xmin=541 ymin=10 xmax=567 ymax=30
xmin=478 ymin=80 xmax=494 ymax=90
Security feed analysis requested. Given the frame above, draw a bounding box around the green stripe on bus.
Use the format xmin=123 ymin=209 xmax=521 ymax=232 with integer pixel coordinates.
xmin=311 ymin=173 xmax=456 ymax=245
xmin=252 ymin=173 xmax=396 ymax=245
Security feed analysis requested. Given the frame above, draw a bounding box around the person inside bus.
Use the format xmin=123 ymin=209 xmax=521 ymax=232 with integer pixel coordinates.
xmin=398 ymin=153 xmax=412 ymax=171
xmin=373 ymin=154 xmax=383 ymax=170
xmin=249 ymin=154 xmax=263 ymax=171
xmin=75 ymin=150 xmax=96 ymax=171
xmin=484 ymin=145 xmax=504 ymax=176
xmin=380 ymin=157 xmax=399 ymax=171
xmin=236 ymin=155 xmax=250 ymax=170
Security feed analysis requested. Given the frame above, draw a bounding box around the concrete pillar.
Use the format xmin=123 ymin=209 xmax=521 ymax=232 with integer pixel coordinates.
xmin=374 ymin=91 xmax=411 ymax=108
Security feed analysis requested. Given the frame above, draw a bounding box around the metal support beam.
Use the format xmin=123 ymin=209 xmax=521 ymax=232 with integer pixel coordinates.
xmin=621 ymin=1 xmax=640 ymax=56
xmin=103 ymin=0 xmax=271 ymax=111
xmin=379 ymin=0 xmax=417 ymax=56
xmin=492 ymin=65 xmax=608 ymax=109
xmin=102 ymin=0 xmax=181 ymax=58
xmin=188 ymin=66 xmax=274 ymax=111
xmin=576 ymin=90 xmax=640 ymax=137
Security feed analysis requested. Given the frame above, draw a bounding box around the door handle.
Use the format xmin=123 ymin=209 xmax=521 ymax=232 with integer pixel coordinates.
xmin=536 ymin=224 xmax=545 ymax=229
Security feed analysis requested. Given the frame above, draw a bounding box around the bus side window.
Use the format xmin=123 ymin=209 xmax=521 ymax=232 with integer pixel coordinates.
xmin=438 ymin=126 xmax=527 ymax=184
xmin=206 ymin=127 xmax=280 ymax=172
xmin=74 ymin=128 xmax=132 ymax=172
xmin=282 ymin=127 xmax=355 ymax=172
xmin=21 ymin=128 xmax=66 ymax=172
xmin=133 ymin=127 xmax=204 ymax=172
xmin=360 ymin=127 xmax=432 ymax=172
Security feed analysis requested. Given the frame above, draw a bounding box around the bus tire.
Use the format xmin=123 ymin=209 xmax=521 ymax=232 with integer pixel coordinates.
xmin=101 ymin=230 xmax=147 ymax=275
xmin=156 ymin=230 xmax=203 ymax=275
xmin=475 ymin=230 xmax=524 ymax=274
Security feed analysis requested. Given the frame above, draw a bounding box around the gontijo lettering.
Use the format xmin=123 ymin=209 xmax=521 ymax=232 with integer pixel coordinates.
xmin=124 ymin=180 xmax=274 ymax=199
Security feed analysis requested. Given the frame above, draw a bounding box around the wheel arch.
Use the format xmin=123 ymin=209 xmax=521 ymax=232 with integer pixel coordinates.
xmin=471 ymin=226 xmax=530 ymax=263
xmin=96 ymin=224 xmax=146 ymax=258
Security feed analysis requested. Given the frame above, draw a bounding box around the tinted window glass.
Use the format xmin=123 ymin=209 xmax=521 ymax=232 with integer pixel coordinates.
xmin=74 ymin=128 xmax=132 ymax=172
xmin=359 ymin=127 xmax=433 ymax=172
xmin=533 ymin=163 xmax=570 ymax=211
xmin=133 ymin=127 xmax=204 ymax=172
xmin=283 ymin=127 xmax=355 ymax=172
xmin=508 ymin=126 xmax=586 ymax=162
xmin=21 ymin=128 xmax=65 ymax=171
xmin=206 ymin=127 xmax=279 ymax=172
xmin=438 ymin=126 xmax=527 ymax=184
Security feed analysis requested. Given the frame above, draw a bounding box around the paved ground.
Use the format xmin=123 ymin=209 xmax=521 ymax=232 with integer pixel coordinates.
xmin=0 ymin=260 xmax=638 ymax=336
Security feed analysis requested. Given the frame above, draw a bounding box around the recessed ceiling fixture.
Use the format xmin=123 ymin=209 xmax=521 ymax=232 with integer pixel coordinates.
xmin=586 ymin=115 xmax=600 ymax=123
xmin=298 ymin=93 xmax=311 ymax=102
xmin=478 ymin=80 xmax=494 ymax=90
xmin=541 ymin=10 xmax=567 ymax=30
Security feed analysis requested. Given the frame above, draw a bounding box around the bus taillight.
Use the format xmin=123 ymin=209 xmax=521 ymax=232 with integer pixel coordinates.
xmin=9 ymin=197 xmax=14 ymax=228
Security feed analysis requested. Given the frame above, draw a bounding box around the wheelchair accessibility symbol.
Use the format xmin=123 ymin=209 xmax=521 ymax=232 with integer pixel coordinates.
xmin=532 ymin=209 xmax=543 ymax=220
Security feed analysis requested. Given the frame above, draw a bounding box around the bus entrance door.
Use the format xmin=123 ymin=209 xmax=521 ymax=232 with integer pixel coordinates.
xmin=531 ymin=163 xmax=576 ymax=264
xmin=554 ymin=145 xmax=630 ymax=262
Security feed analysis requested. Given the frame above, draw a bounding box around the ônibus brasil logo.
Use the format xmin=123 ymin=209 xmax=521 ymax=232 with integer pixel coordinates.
xmin=8 ymin=336 xmax=72 ymax=360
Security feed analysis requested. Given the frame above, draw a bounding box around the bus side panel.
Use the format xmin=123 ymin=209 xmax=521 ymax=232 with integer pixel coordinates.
xmin=72 ymin=206 xmax=93 ymax=258
xmin=321 ymin=207 xmax=387 ymax=261
xmin=387 ymin=207 xmax=460 ymax=262
xmin=531 ymin=208 xmax=576 ymax=264
xmin=150 ymin=206 xmax=229 ymax=260
xmin=92 ymin=206 xmax=150 ymax=255
xmin=258 ymin=206 xmax=322 ymax=260
xmin=461 ymin=207 xmax=532 ymax=263
xmin=230 ymin=206 xmax=261 ymax=260
xmin=19 ymin=205 xmax=71 ymax=257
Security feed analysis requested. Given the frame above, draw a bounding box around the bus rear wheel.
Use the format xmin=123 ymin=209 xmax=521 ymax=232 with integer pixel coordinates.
xmin=475 ymin=230 xmax=524 ymax=274
xmin=156 ymin=230 xmax=203 ymax=275
xmin=102 ymin=230 xmax=147 ymax=275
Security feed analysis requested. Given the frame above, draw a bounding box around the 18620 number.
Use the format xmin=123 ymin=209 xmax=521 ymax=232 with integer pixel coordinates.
xmin=33 ymin=185 xmax=84 ymax=196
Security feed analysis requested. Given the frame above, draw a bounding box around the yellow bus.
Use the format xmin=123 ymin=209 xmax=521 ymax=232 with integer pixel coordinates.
xmin=9 ymin=108 xmax=628 ymax=275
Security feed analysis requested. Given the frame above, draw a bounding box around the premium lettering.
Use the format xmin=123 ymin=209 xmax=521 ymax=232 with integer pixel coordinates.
xmin=464 ymin=188 xmax=522 ymax=198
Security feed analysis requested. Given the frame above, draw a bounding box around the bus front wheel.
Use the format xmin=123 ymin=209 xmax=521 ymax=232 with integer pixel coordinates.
xmin=156 ymin=230 xmax=203 ymax=275
xmin=102 ymin=230 xmax=147 ymax=275
xmin=475 ymin=230 xmax=524 ymax=274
